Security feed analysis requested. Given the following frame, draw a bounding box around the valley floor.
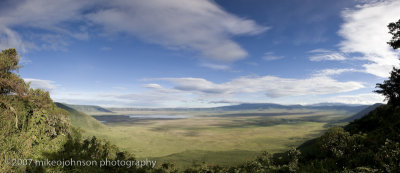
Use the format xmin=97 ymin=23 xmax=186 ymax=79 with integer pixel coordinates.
xmin=76 ymin=109 xmax=351 ymax=168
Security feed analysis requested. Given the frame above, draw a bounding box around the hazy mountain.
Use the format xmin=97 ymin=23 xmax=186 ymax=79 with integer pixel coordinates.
xmin=308 ymin=102 xmax=365 ymax=107
xmin=103 ymin=103 xmax=374 ymax=115
xmin=340 ymin=103 xmax=383 ymax=122
xmin=62 ymin=103 xmax=113 ymax=114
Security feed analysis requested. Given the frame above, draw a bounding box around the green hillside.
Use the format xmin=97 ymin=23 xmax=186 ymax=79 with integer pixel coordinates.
xmin=295 ymin=104 xmax=400 ymax=172
xmin=54 ymin=103 xmax=105 ymax=131
xmin=0 ymin=49 xmax=154 ymax=172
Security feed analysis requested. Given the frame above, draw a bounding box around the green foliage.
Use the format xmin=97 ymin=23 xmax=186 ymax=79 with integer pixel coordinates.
xmin=377 ymin=139 xmax=400 ymax=172
xmin=318 ymin=127 xmax=365 ymax=159
xmin=388 ymin=19 xmax=400 ymax=50
xmin=32 ymin=128 xmax=148 ymax=173
xmin=0 ymin=49 xmax=71 ymax=172
xmin=295 ymin=104 xmax=400 ymax=172
xmin=375 ymin=67 xmax=400 ymax=106
xmin=0 ymin=48 xmax=20 ymax=73
xmin=0 ymin=48 xmax=28 ymax=97
xmin=0 ymin=48 xmax=150 ymax=173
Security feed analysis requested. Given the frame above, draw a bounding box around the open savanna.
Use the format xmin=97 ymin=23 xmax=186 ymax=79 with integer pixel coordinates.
xmin=67 ymin=106 xmax=352 ymax=168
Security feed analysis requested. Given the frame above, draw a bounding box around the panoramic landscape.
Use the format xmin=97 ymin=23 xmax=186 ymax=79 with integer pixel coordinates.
xmin=65 ymin=103 xmax=376 ymax=167
xmin=1 ymin=0 xmax=400 ymax=172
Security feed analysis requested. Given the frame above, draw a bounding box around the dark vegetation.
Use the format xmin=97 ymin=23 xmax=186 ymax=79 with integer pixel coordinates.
xmin=1 ymin=19 xmax=400 ymax=172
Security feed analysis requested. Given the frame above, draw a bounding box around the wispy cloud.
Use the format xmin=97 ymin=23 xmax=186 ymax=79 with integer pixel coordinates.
xmin=314 ymin=68 xmax=360 ymax=77
xmin=308 ymin=49 xmax=347 ymax=61
xmin=24 ymin=78 xmax=56 ymax=91
xmin=208 ymin=100 xmax=243 ymax=104
xmin=53 ymin=89 xmax=194 ymax=108
xmin=338 ymin=0 xmax=400 ymax=77
xmin=200 ymin=63 xmax=231 ymax=70
xmin=50 ymin=72 xmax=366 ymax=107
xmin=0 ymin=0 xmax=92 ymax=51
xmin=0 ymin=28 xmax=34 ymax=52
xmin=100 ymin=46 xmax=112 ymax=51
xmin=325 ymin=93 xmax=385 ymax=105
xmin=0 ymin=0 xmax=267 ymax=61
xmin=112 ymin=86 xmax=127 ymax=90
xmin=262 ymin=52 xmax=284 ymax=61
xmin=19 ymin=56 xmax=32 ymax=65
xmin=152 ymin=75 xmax=364 ymax=98
xmin=87 ymin=0 xmax=268 ymax=61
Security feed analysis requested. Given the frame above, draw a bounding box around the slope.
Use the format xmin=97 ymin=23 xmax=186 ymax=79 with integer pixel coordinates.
xmin=55 ymin=102 xmax=105 ymax=131
xmin=340 ymin=103 xmax=383 ymax=122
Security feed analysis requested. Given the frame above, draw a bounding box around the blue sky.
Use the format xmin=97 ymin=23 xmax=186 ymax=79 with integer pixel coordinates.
xmin=1 ymin=0 xmax=400 ymax=107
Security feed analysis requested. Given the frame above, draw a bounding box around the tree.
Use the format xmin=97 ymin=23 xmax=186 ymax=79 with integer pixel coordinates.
xmin=0 ymin=48 xmax=148 ymax=172
xmin=0 ymin=48 xmax=28 ymax=96
xmin=0 ymin=48 xmax=71 ymax=172
xmin=0 ymin=49 xmax=28 ymax=129
xmin=375 ymin=68 xmax=400 ymax=106
xmin=375 ymin=19 xmax=400 ymax=106
xmin=388 ymin=19 xmax=400 ymax=49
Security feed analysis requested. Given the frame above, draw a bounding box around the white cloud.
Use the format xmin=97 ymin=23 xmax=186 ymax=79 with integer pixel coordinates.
xmin=325 ymin=93 xmax=385 ymax=105
xmin=155 ymin=75 xmax=364 ymax=98
xmin=262 ymin=52 xmax=284 ymax=61
xmin=338 ymin=0 xmax=400 ymax=77
xmin=143 ymin=83 xmax=164 ymax=90
xmin=0 ymin=0 xmax=92 ymax=51
xmin=208 ymin=100 xmax=243 ymax=104
xmin=52 ymin=89 xmax=196 ymax=108
xmin=49 ymin=73 xmax=367 ymax=107
xmin=163 ymin=78 xmax=227 ymax=94
xmin=314 ymin=68 xmax=360 ymax=76
xmin=0 ymin=27 xmax=33 ymax=52
xmin=87 ymin=0 xmax=267 ymax=61
xmin=0 ymin=0 xmax=267 ymax=61
xmin=19 ymin=56 xmax=32 ymax=65
xmin=309 ymin=49 xmax=347 ymax=61
xmin=24 ymin=78 xmax=56 ymax=91
xmin=52 ymin=93 xmax=136 ymax=107
xmin=200 ymin=63 xmax=231 ymax=70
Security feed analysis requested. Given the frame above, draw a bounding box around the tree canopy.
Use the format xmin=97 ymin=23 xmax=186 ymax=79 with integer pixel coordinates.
xmin=0 ymin=48 xmax=27 ymax=96
xmin=388 ymin=19 xmax=400 ymax=50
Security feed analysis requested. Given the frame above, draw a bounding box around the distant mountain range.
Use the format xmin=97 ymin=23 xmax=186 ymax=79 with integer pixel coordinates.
xmin=213 ymin=103 xmax=370 ymax=113
xmin=63 ymin=102 xmax=378 ymax=116
xmin=340 ymin=103 xmax=383 ymax=122
xmin=62 ymin=103 xmax=113 ymax=113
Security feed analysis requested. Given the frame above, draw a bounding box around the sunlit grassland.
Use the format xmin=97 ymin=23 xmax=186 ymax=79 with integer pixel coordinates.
xmin=73 ymin=109 xmax=351 ymax=167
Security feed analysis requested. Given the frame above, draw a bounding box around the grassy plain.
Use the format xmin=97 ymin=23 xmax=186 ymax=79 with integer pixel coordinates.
xmin=70 ymin=108 xmax=351 ymax=168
